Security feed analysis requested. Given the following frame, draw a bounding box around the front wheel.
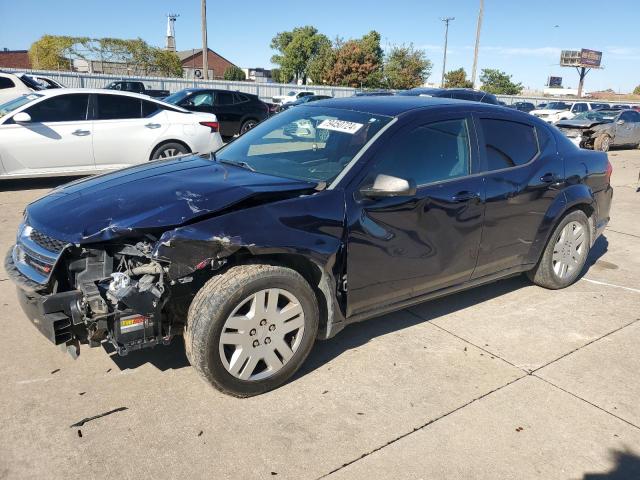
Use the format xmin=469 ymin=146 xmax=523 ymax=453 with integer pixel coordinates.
xmin=527 ymin=210 xmax=591 ymax=289
xmin=184 ymin=264 xmax=319 ymax=397
xmin=594 ymin=134 xmax=612 ymax=152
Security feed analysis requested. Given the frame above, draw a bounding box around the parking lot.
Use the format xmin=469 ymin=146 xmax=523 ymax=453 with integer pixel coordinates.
xmin=0 ymin=149 xmax=638 ymax=480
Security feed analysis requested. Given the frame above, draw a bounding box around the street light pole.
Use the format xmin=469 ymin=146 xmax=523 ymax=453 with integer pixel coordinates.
xmin=440 ymin=17 xmax=455 ymax=88
xmin=471 ymin=0 xmax=484 ymax=87
xmin=201 ymin=0 xmax=209 ymax=80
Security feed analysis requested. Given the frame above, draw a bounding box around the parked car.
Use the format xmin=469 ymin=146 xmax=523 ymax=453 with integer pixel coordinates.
xmin=352 ymin=91 xmax=395 ymax=97
xmin=271 ymin=90 xmax=315 ymax=105
xmin=511 ymin=101 xmax=535 ymax=113
xmin=0 ymin=71 xmax=43 ymax=103
xmin=6 ymin=96 xmax=612 ymax=396
xmin=397 ymin=87 xmax=500 ymax=105
xmin=590 ymin=103 xmax=610 ymax=110
xmin=104 ymin=80 xmax=170 ymax=99
xmin=610 ymin=104 xmax=631 ymax=110
xmin=556 ymin=109 xmax=640 ymax=151
xmin=536 ymin=103 xmax=548 ymax=110
xmin=530 ymin=101 xmax=595 ymax=123
xmin=21 ymin=74 xmax=65 ymax=89
xmin=164 ymin=88 xmax=270 ymax=137
xmin=0 ymin=89 xmax=223 ymax=179
xmin=276 ymin=94 xmax=332 ymax=113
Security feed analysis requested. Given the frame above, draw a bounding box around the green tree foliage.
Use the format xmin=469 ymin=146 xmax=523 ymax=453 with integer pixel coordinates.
xmin=634 ymin=85 xmax=640 ymax=95
xmin=444 ymin=68 xmax=473 ymax=88
xmin=28 ymin=35 xmax=182 ymax=77
xmin=307 ymin=39 xmax=335 ymax=85
xmin=479 ymin=68 xmax=523 ymax=95
xmin=383 ymin=44 xmax=432 ymax=90
xmin=223 ymin=65 xmax=247 ymax=81
xmin=270 ymin=26 xmax=331 ymax=84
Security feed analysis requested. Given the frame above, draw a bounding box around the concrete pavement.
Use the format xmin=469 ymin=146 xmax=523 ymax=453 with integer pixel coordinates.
xmin=1 ymin=151 xmax=639 ymax=480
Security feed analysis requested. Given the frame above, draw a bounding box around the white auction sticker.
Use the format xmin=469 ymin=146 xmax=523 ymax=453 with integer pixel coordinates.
xmin=317 ymin=119 xmax=364 ymax=134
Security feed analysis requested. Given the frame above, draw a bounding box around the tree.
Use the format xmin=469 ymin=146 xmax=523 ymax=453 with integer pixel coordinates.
xmin=383 ymin=44 xmax=432 ymax=90
xmin=29 ymin=35 xmax=91 ymax=70
xmin=270 ymin=26 xmax=331 ymax=84
xmin=634 ymin=85 xmax=640 ymax=95
xmin=324 ymin=31 xmax=384 ymax=88
xmin=223 ymin=65 xmax=246 ymax=81
xmin=479 ymin=68 xmax=523 ymax=95
xmin=444 ymin=68 xmax=473 ymax=88
xmin=152 ymin=49 xmax=183 ymax=77
xmin=307 ymin=39 xmax=335 ymax=85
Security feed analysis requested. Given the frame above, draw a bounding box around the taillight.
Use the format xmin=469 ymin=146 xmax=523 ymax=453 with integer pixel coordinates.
xmin=606 ymin=160 xmax=613 ymax=182
xmin=199 ymin=121 xmax=219 ymax=132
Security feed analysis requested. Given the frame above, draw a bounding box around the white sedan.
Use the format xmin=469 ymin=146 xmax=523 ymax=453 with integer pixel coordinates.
xmin=0 ymin=89 xmax=223 ymax=179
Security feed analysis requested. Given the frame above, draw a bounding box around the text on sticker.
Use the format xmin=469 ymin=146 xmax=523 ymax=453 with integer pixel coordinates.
xmin=317 ymin=119 xmax=364 ymax=134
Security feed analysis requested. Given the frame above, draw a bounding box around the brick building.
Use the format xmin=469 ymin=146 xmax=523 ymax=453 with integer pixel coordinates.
xmin=178 ymin=49 xmax=238 ymax=80
xmin=0 ymin=49 xmax=31 ymax=69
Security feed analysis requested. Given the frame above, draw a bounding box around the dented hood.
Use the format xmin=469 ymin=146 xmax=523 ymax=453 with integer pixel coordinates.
xmin=26 ymin=155 xmax=317 ymax=244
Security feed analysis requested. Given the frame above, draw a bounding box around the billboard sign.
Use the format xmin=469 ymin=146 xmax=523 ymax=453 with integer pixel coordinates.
xmin=580 ymin=49 xmax=602 ymax=67
xmin=547 ymin=76 xmax=563 ymax=88
xmin=560 ymin=49 xmax=602 ymax=68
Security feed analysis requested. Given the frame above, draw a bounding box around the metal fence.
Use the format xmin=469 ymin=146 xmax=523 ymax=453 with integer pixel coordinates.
xmin=6 ymin=68 xmax=639 ymax=107
xmin=4 ymin=68 xmax=359 ymax=102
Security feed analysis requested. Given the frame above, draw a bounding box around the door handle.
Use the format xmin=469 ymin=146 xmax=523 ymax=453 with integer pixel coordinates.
xmin=72 ymin=129 xmax=90 ymax=136
xmin=145 ymin=123 xmax=162 ymax=129
xmin=540 ymin=173 xmax=560 ymax=183
xmin=451 ymin=191 xmax=481 ymax=203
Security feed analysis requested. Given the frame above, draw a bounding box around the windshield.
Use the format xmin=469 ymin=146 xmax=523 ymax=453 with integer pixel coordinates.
xmin=164 ymin=90 xmax=192 ymax=105
xmin=215 ymin=106 xmax=392 ymax=183
xmin=18 ymin=74 xmax=44 ymax=91
xmin=545 ymin=102 xmax=568 ymax=110
xmin=573 ymin=110 xmax=618 ymax=121
xmin=0 ymin=94 xmax=41 ymax=118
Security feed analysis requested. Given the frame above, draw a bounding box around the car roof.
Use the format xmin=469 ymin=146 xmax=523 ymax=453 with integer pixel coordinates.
xmin=305 ymin=95 xmax=488 ymax=117
xmin=20 ymin=88 xmax=164 ymax=100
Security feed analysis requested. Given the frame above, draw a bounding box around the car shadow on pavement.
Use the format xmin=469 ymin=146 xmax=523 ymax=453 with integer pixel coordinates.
xmin=103 ymin=338 xmax=191 ymax=372
xmin=581 ymin=234 xmax=610 ymax=276
xmin=582 ymin=448 xmax=640 ymax=479
xmin=0 ymin=176 xmax=84 ymax=192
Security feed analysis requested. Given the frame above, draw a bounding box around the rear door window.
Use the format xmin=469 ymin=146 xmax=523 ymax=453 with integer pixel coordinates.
xmin=96 ymin=94 xmax=142 ymax=120
xmin=0 ymin=77 xmax=15 ymax=89
xmin=216 ymin=91 xmax=234 ymax=105
xmin=25 ymin=94 xmax=89 ymax=122
xmin=480 ymin=119 xmax=539 ymax=171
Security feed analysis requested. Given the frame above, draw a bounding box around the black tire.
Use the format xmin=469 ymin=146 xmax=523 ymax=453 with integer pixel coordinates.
xmin=151 ymin=142 xmax=189 ymax=160
xmin=184 ymin=264 xmax=319 ymax=397
xmin=240 ymin=119 xmax=258 ymax=135
xmin=527 ymin=210 xmax=591 ymax=289
xmin=594 ymin=134 xmax=611 ymax=152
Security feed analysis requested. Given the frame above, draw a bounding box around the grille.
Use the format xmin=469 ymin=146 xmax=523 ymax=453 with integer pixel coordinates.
xmin=30 ymin=229 xmax=67 ymax=253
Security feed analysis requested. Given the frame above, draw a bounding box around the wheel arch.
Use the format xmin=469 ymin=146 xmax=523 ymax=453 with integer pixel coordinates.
xmin=149 ymin=139 xmax=192 ymax=160
xmin=526 ymin=184 xmax=597 ymax=265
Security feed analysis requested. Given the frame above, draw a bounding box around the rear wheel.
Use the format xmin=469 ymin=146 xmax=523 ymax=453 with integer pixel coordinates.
xmin=151 ymin=142 xmax=189 ymax=160
xmin=240 ymin=119 xmax=258 ymax=135
xmin=184 ymin=264 xmax=319 ymax=397
xmin=527 ymin=210 xmax=591 ymax=289
xmin=594 ymin=134 xmax=612 ymax=152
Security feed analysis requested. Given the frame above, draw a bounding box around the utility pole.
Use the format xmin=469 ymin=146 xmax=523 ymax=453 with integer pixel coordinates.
xmin=440 ymin=17 xmax=455 ymax=88
xmin=201 ymin=0 xmax=209 ymax=80
xmin=471 ymin=0 xmax=484 ymax=87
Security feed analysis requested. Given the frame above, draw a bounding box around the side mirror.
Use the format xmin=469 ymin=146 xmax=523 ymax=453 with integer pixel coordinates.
xmin=360 ymin=174 xmax=417 ymax=198
xmin=13 ymin=112 xmax=31 ymax=123
xmin=617 ymin=119 xmax=625 ymax=125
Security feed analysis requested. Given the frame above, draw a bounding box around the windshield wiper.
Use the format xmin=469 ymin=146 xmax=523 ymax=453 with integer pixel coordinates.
xmin=216 ymin=157 xmax=256 ymax=172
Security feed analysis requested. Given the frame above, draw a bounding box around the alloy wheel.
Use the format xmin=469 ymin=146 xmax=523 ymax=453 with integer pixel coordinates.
xmin=552 ymin=221 xmax=587 ymax=279
xmin=219 ymin=288 xmax=305 ymax=381
xmin=159 ymin=148 xmax=179 ymax=158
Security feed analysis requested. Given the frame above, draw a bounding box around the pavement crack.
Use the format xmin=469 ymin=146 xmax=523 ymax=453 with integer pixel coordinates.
xmin=70 ymin=407 xmax=128 ymax=428
xmin=606 ymin=228 xmax=640 ymax=239
xmin=315 ymin=375 xmax=527 ymax=479
xmin=532 ymin=375 xmax=640 ymax=431
xmin=531 ymin=317 xmax=640 ymax=374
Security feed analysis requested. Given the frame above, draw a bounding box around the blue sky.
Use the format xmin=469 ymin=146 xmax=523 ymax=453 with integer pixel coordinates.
xmin=1 ymin=0 xmax=639 ymax=92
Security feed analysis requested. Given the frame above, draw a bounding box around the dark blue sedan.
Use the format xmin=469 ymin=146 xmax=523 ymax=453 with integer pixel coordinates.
xmin=7 ymin=96 xmax=613 ymax=396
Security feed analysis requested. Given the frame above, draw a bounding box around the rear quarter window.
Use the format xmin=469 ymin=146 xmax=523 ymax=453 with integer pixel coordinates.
xmin=480 ymin=118 xmax=539 ymax=171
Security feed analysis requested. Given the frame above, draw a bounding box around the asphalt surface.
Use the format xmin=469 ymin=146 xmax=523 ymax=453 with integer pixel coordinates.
xmin=1 ymin=150 xmax=639 ymax=480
